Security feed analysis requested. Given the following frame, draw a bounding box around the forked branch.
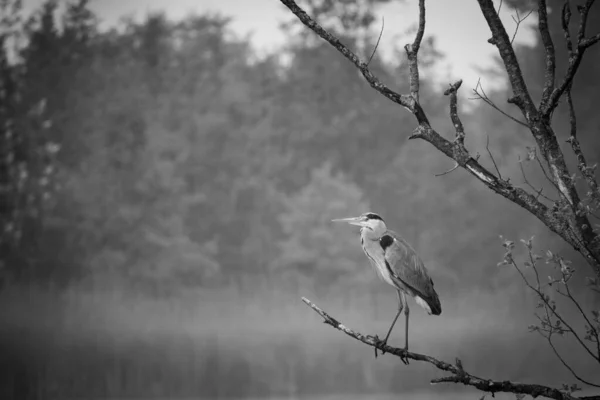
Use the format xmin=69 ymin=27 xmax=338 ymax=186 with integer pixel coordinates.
xmin=278 ymin=0 xmax=595 ymax=271
xmin=301 ymin=297 xmax=582 ymax=400
xmin=543 ymin=0 xmax=600 ymax=117
xmin=471 ymin=79 xmax=528 ymax=127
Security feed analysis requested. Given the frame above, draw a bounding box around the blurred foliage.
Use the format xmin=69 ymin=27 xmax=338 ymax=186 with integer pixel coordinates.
xmin=0 ymin=0 xmax=599 ymax=398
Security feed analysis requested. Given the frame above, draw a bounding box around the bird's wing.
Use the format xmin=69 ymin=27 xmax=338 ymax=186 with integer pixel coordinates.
xmin=383 ymin=230 xmax=441 ymax=315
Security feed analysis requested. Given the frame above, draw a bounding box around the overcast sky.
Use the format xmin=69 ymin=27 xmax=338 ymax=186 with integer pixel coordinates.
xmin=23 ymin=0 xmax=538 ymax=90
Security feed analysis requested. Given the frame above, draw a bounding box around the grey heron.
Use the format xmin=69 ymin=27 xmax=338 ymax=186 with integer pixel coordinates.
xmin=332 ymin=212 xmax=441 ymax=361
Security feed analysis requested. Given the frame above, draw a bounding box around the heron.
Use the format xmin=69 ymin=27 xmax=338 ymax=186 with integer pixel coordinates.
xmin=332 ymin=212 xmax=441 ymax=361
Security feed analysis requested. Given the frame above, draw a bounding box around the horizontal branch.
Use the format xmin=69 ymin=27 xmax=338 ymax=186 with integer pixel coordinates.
xmin=301 ymin=297 xmax=581 ymax=400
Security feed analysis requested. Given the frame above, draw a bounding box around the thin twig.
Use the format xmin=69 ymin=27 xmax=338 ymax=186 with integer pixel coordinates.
xmin=471 ymin=79 xmax=528 ymax=127
xmin=563 ymin=283 xmax=600 ymax=357
xmin=510 ymin=260 xmax=598 ymax=362
xmin=515 ymin=259 xmax=600 ymax=385
xmin=538 ymin=330 xmax=600 ymax=388
xmin=519 ymin=156 xmax=555 ymax=202
xmin=367 ymin=17 xmax=385 ymax=67
xmin=435 ymin=162 xmax=459 ymax=177
xmin=535 ymin=152 xmax=562 ymax=194
xmin=486 ymin=135 xmax=502 ymax=179
xmin=511 ymin=8 xmax=534 ymax=44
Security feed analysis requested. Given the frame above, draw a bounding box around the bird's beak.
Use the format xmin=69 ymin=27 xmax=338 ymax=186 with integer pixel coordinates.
xmin=331 ymin=216 xmax=365 ymax=226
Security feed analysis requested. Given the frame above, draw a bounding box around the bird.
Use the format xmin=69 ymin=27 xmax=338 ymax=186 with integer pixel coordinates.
xmin=332 ymin=212 xmax=441 ymax=361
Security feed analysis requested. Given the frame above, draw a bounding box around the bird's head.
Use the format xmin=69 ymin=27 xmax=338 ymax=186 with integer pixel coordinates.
xmin=332 ymin=212 xmax=386 ymax=236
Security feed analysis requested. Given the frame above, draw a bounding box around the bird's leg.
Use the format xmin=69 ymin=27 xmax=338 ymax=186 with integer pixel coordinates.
xmin=371 ymin=290 xmax=404 ymax=360
xmin=402 ymin=291 xmax=410 ymax=364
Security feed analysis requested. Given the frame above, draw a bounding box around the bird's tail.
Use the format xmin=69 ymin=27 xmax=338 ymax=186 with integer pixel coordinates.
xmin=416 ymin=291 xmax=442 ymax=316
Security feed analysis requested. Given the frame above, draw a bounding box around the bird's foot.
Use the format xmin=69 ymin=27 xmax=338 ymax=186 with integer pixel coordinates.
xmin=367 ymin=334 xmax=388 ymax=358
xmin=400 ymin=347 xmax=410 ymax=365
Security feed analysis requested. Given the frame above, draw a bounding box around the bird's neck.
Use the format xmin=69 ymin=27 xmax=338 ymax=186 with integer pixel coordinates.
xmin=360 ymin=224 xmax=385 ymax=241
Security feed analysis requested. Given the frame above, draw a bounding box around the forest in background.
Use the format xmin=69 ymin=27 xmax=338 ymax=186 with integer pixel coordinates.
xmin=0 ymin=0 xmax=599 ymax=398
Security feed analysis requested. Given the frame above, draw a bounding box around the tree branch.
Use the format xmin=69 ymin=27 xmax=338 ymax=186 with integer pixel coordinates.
xmin=477 ymin=0 xmax=537 ymax=117
xmin=511 ymin=257 xmax=599 ymax=363
xmin=510 ymin=8 xmax=534 ymax=45
xmin=366 ymin=17 xmax=384 ymax=67
xmin=486 ymin=135 xmax=503 ymax=179
xmin=435 ymin=162 xmax=459 ymax=177
xmin=478 ymin=0 xmax=600 ymax=273
xmin=518 ymin=156 xmax=555 ymax=202
xmin=301 ymin=297 xmax=581 ymax=400
xmin=279 ymin=0 xmax=600 ymax=276
xmin=444 ymin=79 xmax=465 ymax=146
xmin=471 ymin=79 xmax=528 ymax=127
xmin=538 ymin=0 xmax=556 ymax=110
xmin=565 ymin=89 xmax=600 ymax=206
xmin=278 ymin=0 xmax=417 ymax=114
xmin=405 ymin=0 xmax=426 ymax=103
xmin=543 ymin=0 xmax=600 ymax=117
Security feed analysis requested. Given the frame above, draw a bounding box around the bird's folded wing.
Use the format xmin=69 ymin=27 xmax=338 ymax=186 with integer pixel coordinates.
xmin=384 ymin=231 xmax=437 ymax=301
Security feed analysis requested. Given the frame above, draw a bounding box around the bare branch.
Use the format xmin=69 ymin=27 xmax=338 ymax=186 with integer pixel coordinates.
xmin=478 ymin=0 xmax=600 ymax=270
xmin=301 ymin=297 xmax=580 ymax=400
xmin=405 ymin=0 xmax=426 ymax=103
xmin=435 ymin=162 xmax=459 ymax=177
xmin=478 ymin=0 xmax=537 ymax=117
xmin=581 ymin=32 xmax=600 ymax=48
xmin=278 ymin=0 xmax=416 ymax=114
xmin=519 ymin=156 xmax=555 ymax=202
xmin=565 ymin=89 xmax=600 ymax=205
xmin=543 ymin=330 xmax=600 ymax=388
xmin=514 ymin=256 xmax=600 ymax=387
xmin=511 ymin=8 xmax=534 ymax=45
xmin=563 ymin=283 xmax=600 ymax=358
xmin=562 ymin=1 xmax=574 ymax=55
xmin=538 ymin=0 xmax=556 ymax=109
xmin=367 ymin=17 xmax=384 ymax=67
xmin=536 ymin=271 xmax=600 ymax=387
xmin=577 ymin=0 xmax=594 ymax=43
xmin=535 ymin=151 xmax=562 ymax=194
xmin=544 ymin=0 xmax=600 ymax=117
xmin=471 ymin=79 xmax=528 ymax=127
xmin=280 ymin=0 xmax=599 ymax=274
xmin=486 ymin=135 xmax=502 ymax=179
xmin=444 ymin=79 xmax=465 ymax=146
